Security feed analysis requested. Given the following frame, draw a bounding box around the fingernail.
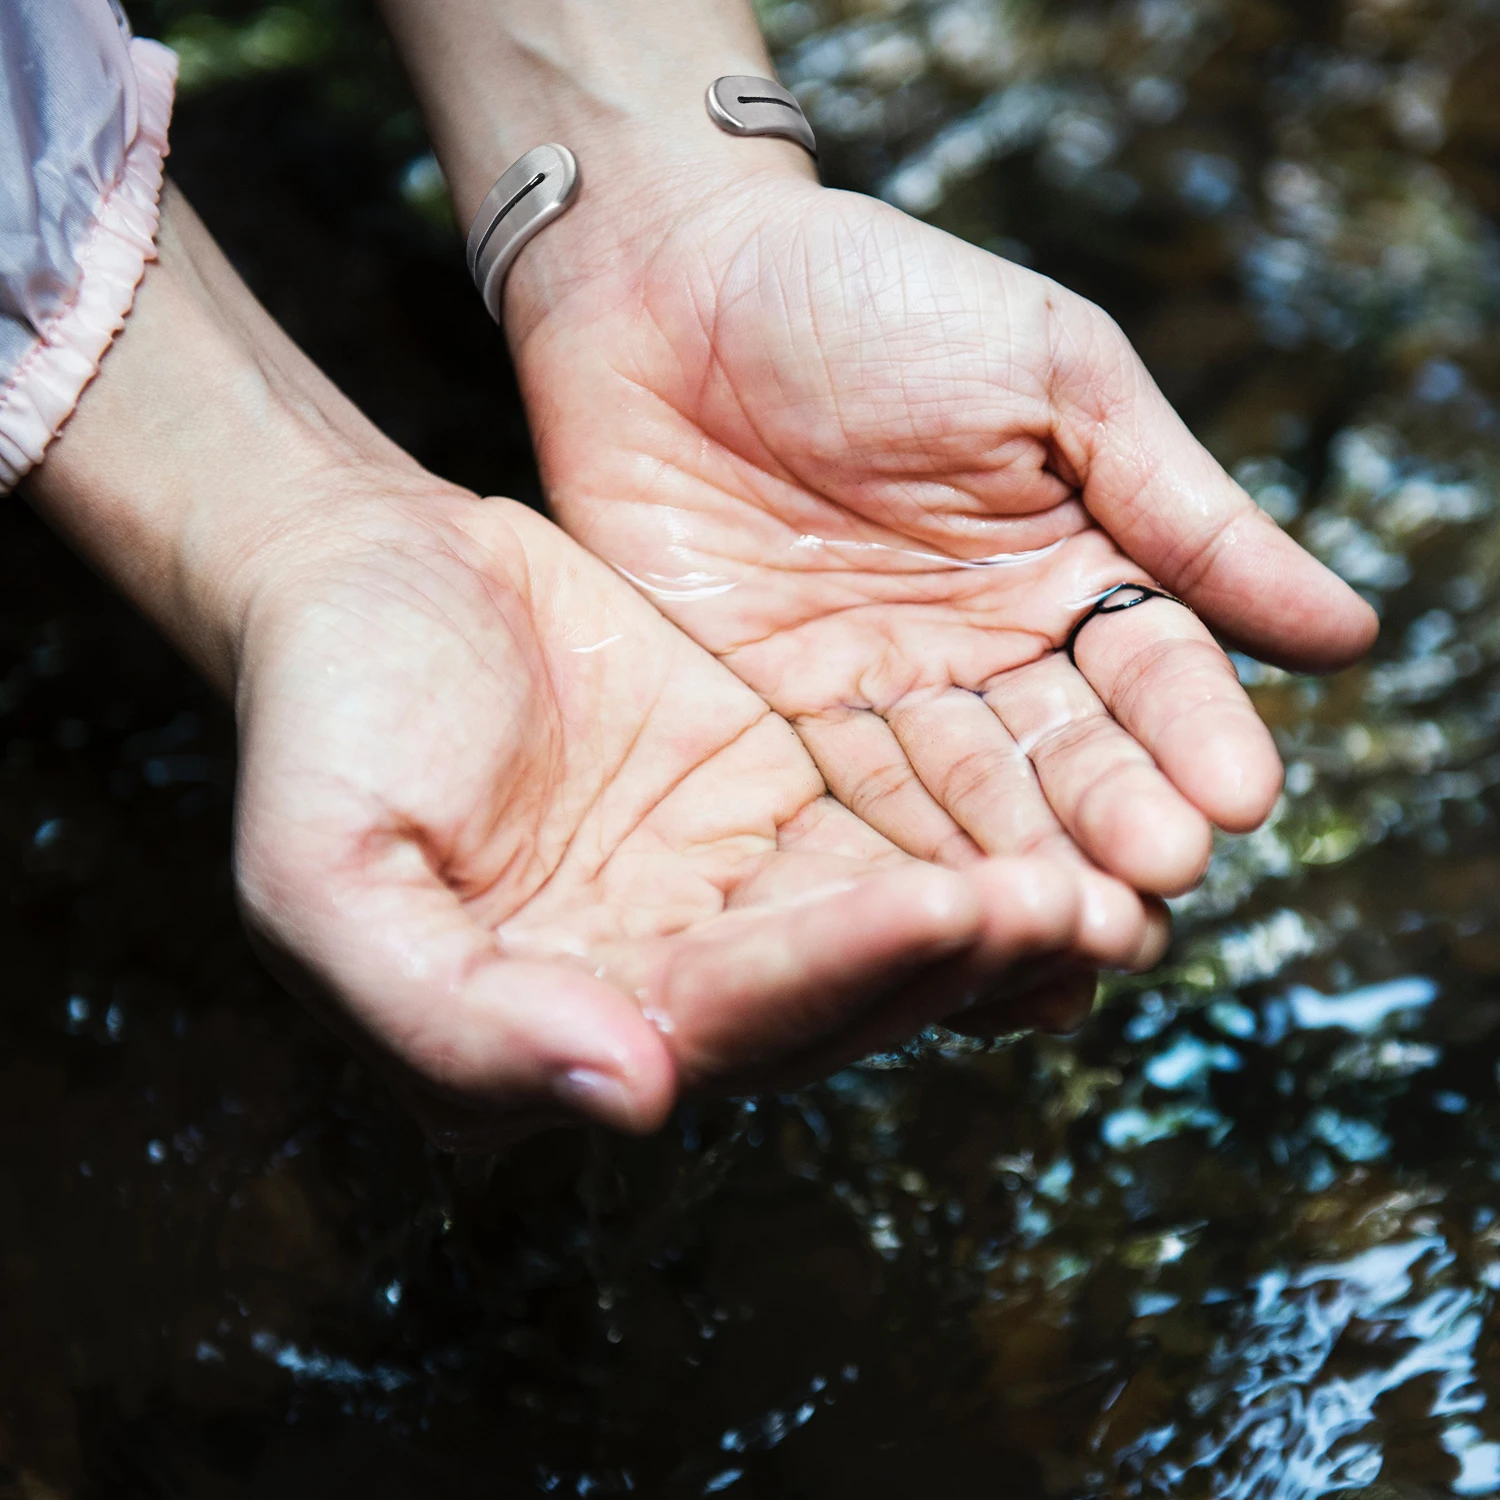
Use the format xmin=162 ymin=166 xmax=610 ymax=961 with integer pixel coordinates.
xmin=552 ymin=1066 xmax=637 ymax=1128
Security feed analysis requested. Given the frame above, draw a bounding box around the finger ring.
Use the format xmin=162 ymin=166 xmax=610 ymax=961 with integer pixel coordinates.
xmin=1063 ymin=583 xmax=1190 ymax=667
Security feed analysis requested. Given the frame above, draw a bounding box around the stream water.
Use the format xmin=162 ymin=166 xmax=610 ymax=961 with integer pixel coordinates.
xmin=6 ymin=1 xmax=1500 ymax=1495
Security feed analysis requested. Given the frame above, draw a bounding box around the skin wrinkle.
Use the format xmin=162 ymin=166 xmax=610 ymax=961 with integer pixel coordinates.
xmin=508 ymin=158 xmax=1365 ymax=896
xmin=51 ymin=181 xmax=1179 ymax=1143
xmin=831 ymin=233 xmax=968 ymax=456
xmin=844 ymin=219 xmax=920 ymax=452
xmin=1045 ymin=318 xmax=1141 ymax=498
xmin=514 ymin=663 xmax=720 ymax=899
xmin=571 ymin=704 xmax=789 ymax=878
xmin=267 ymin=636 xmax=560 ymax=915
xmin=596 ymin=356 xmax=804 ymax=516
xmin=496 ymin=705 xmax=835 ymax=950
xmin=700 ymin=269 xmax=809 ymax=497
xmin=567 ymin=390 xmax=1062 ymax=618
xmin=796 ymin=714 xmax=977 ymax=863
xmin=747 ymin=615 xmax=1050 ymax=714
xmin=1075 ymin=755 xmax=1193 ymax=853
xmin=1152 ymin=690 xmax=1264 ymax=769
xmin=1024 ymin=710 xmax=1136 ymax=781
xmin=762 ymin=273 xmax=1061 ymax=532
xmin=1103 ymin=633 xmax=1236 ymax=737
xmin=609 ymin=215 xmax=1087 ymax=567
xmin=997 ymin=676 xmax=1106 ymax=762
xmin=727 ymin=613 xmax=916 ymax=713
xmin=594 ymin=399 xmax=1080 ymax=681
xmin=262 ymin=559 xmax=524 ymax=764
xmin=370 ymin=515 xmax=779 ymax=927
xmin=831 ymin=749 xmax=923 ymax=828
xmin=752 ymin=242 xmax=816 ymax=456
xmin=929 ymin=738 xmax=1036 ymax=819
xmin=1167 ymin=509 xmax=1266 ymax=617
xmin=594 ymin=399 xmax=1075 ymax=589
xmin=790 ymin=213 xmax=852 ymax=452
xmin=340 ymin=0 xmax=1377 ymax=1126
xmin=799 ymin=212 xmax=900 ymax=453
xmin=777 ymin=793 xmax=908 ymax=863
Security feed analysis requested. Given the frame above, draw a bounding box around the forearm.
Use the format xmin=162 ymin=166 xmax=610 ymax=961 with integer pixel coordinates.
xmin=23 ymin=185 xmax=418 ymax=691
xmin=377 ymin=0 xmax=816 ymax=332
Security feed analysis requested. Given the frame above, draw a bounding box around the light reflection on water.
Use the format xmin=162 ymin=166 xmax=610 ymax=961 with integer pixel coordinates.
xmin=7 ymin=0 xmax=1500 ymax=1495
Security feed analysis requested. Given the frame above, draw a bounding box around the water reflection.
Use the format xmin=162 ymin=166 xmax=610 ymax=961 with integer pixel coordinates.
xmin=7 ymin=0 xmax=1500 ymax=1494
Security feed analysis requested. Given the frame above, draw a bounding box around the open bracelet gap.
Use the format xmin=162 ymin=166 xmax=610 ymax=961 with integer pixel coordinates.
xmin=465 ymin=143 xmax=579 ymax=324
xmin=470 ymin=172 xmax=546 ymax=269
xmin=465 ymin=79 xmax=816 ymax=322
xmin=706 ymin=75 xmax=818 ymax=157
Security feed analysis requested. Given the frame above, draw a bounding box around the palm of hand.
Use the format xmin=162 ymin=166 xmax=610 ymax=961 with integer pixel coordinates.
xmin=519 ymin=178 xmax=1375 ymax=896
xmin=233 ymin=481 xmax=1149 ymax=1143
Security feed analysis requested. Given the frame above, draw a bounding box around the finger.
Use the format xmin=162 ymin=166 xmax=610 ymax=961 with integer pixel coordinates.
xmin=771 ymin=789 xmax=911 ymax=864
xmin=880 ymin=690 xmax=1171 ymax=965
xmin=623 ymin=861 xmax=988 ymax=1085
xmin=1070 ymin=590 xmax=1284 ymax=833
xmin=885 ymin=687 xmax=1074 ymax=858
xmin=1044 ymin=291 xmax=1378 ymax=671
xmin=794 ymin=705 xmax=983 ymax=866
xmin=772 ymin=791 xmax=1165 ymax=969
xmin=698 ymin=856 xmax=1086 ymax=1093
xmin=238 ymin=828 xmax=678 ymax=1135
xmin=1075 ymin=872 xmax=1172 ymax=972
xmin=983 ymin=654 xmax=1214 ymax=896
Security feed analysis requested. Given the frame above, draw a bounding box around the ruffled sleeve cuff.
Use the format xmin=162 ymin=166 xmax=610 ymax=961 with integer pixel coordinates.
xmin=0 ymin=37 xmax=177 ymax=493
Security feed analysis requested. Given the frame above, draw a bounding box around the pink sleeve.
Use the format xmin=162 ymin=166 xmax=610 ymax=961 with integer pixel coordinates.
xmin=0 ymin=37 xmax=177 ymax=492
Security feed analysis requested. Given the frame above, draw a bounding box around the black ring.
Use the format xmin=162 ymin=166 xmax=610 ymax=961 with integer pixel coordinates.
xmin=1063 ymin=583 xmax=1189 ymax=667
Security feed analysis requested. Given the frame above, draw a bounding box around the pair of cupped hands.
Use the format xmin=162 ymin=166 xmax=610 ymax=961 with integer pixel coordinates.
xmin=64 ymin=159 xmax=1376 ymax=1150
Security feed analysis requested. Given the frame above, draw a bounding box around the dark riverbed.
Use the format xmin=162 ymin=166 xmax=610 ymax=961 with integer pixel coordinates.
xmin=6 ymin=1 xmax=1500 ymax=1495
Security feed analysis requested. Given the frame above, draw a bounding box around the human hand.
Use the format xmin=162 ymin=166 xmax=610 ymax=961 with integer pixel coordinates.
xmin=27 ymin=188 xmax=1164 ymax=1148
xmin=506 ymin=170 xmax=1378 ymax=898
xmin=230 ymin=473 xmax=1164 ymax=1145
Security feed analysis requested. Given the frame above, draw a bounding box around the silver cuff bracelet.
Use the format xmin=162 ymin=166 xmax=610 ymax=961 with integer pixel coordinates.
xmin=465 ymin=143 xmax=580 ymax=323
xmin=706 ymin=76 xmax=817 ymax=158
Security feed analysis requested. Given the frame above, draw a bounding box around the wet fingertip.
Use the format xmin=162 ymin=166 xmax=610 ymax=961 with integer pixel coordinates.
xmin=1088 ymin=794 xmax=1212 ymax=897
xmin=551 ymin=1062 xmax=675 ymax=1135
xmin=1130 ymin=897 xmax=1173 ymax=972
xmin=1350 ymin=593 xmax=1382 ymax=656
xmin=1185 ymin=722 xmax=1284 ymax=834
xmin=1305 ymin=571 xmax=1381 ymax=669
xmin=1077 ymin=870 xmax=1149 ymax=966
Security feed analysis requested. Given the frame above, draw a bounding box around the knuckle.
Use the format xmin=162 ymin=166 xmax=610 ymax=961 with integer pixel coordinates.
xmin=847 ymin=759 xmax=914 ymax=816
xmin=1114 ymin=636 xmax=1236 ymax=733
xmin=1073 ymin=755 xmax=1155 ymax=828
xmin=939 ymin=744 xmax=1020 ymax=807
xmin=1028 ymin=708 xmax=1116 ymax=768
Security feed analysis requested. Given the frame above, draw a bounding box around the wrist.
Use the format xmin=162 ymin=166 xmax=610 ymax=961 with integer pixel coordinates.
xmin=24 ymin=186 xmax=423 ymax=694
xmin=377 ymin=0 xmax=818 ymax=343
xmin=501 ymin=136 xmax=816 ymax=350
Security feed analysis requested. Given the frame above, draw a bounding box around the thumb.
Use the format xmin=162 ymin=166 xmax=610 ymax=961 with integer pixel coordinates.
xmin=238 ymin=828 xmax=678 ymax=1137
xmin=1046 ymin=295 xmax=1378 ymax=672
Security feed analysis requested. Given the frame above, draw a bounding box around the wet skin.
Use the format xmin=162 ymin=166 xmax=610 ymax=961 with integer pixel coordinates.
xmin=509 ymin=170 xmax=1379 ymax=898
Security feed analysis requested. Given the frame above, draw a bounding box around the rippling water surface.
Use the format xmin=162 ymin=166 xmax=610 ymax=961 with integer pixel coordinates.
xmin=7 ymin=1 xmax=1500 ymax=1495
